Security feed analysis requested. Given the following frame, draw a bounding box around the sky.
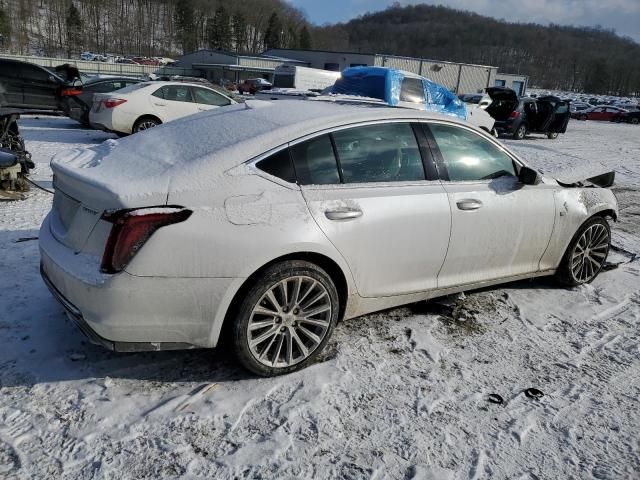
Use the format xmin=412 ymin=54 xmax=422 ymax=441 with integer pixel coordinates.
xmin=287 ymin=0 xmax=640 ymax=42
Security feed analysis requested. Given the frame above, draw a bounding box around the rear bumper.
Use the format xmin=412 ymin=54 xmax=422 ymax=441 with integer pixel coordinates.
xmin=493 ymin=120 xmax=516 ymax=134
xmin=39 ymin=213 xmax=237 ymax=349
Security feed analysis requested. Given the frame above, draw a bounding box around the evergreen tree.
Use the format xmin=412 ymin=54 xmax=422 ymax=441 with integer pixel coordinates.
xmin=263 ymin=12 xmax=282 ymax=50
xmin=65 ymin=2 xmax=82 ymax=58
xmin=206 ymin=5 xmax=231 ymax=51
xmin=232 ymin=12 xmax=247 ymax=53
xmin=175 ymin=0 xmax=196 ymax=54
xmin=0 ymin=6 xmax=10 ymax=50
xmin=299 ymin=25 xmax=312 ymax=50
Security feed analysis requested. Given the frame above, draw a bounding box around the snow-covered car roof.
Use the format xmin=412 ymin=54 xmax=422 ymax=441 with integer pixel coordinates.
xmin=52 ymin=99 xmax=465 ymax=198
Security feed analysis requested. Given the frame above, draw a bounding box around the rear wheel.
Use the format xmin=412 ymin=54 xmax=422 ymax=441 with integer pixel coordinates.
xmin=513 ymin=123 xmax=527 ymax=140
xmin=133 ymin=116 xmax=161 ymax=133
xmin=557 ymin=216 xmax=611 ymax=286
xmin=632 ymin=117 xmax=639 ymax=125
xmin=580 ymin=114 xmax=588 ymax=121
xmin=232 ymin=261 xmax=339 ymax=376
xmin=546 ymin=131 xmax=559 ymax=139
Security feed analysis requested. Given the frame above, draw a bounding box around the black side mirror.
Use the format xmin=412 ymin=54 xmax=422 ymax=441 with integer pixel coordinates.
xmin=518 ymin=165 xmax=541 ymax=185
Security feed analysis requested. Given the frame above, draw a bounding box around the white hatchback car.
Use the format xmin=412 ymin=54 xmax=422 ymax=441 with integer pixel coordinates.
xmin=41 ymin=100 xmax=617 ymax=376
xmin=89 ymin=81 xmax=236 ymax=135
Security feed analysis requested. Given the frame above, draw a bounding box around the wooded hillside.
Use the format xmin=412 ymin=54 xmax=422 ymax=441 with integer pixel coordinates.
xmin=0 ymin=1 xmax=638 ymax=95
xmin=0 ymin=0 xmax=311 ymax=57
xmin=311 ymin=4 xmax=640 ymax=95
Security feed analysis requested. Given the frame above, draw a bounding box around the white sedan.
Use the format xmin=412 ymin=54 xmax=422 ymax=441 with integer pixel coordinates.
xmin=89 ymin=81 xmax=236 ymax=135
xmin=41 ymin=100 xmax=617 ymax=376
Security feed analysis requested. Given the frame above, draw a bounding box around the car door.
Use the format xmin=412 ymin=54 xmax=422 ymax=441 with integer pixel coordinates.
xmin=191 ymin=86 xmax=232 ymax=112
xmin=296 ymin=121 xmax=452 ymax=298
xmin=19 ymin=64 xmax=60 ymax=109
xmin=590 ymin=107 xmax=605 ymax=120
xmin=150 ymin=85 xmax=198 ymax=121
xmin=424 ymin=122 xmax=556 ymax=287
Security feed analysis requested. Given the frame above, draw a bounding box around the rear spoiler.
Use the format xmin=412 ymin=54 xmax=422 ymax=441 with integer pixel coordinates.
xmin=556 ymin=171 xmax=615 ymax=188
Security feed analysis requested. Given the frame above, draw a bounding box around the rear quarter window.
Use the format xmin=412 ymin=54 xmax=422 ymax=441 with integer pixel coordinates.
xmin=256 ymin=149 xmax=296 ymax=183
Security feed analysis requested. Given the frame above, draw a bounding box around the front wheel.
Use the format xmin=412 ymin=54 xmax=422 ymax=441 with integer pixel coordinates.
xmin=547 ymin=131 xmax=559 ymax=139
xmin=557 ymin=217 xmax=611 ymax=286
xmin=232 ymin=261 xmax=339 ymax=376
xmin=631 ymin=117 xmax=639 ymax=125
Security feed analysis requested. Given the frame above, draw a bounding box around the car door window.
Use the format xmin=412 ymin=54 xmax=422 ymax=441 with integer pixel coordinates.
xmin=157 ymin=85 xmax=193 ymax=103
xmin=332 ymin=123 xmax=425 ymax=183
xmin=192 ymin=87 xmax=231 ymax=106
xmin=20 ymin=65 xmax=50 ymax=82
xmin=290 ymin=134 xmax=340 ymax=185
xmin=429 ymin=123 xmax=516 ymax=181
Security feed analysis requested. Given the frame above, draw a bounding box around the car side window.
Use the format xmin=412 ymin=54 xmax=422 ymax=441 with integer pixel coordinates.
xmin=429 ymin=123 xmax=516 ymax=181
xmin=158 ymin=85 xmax=193 ymax=103
xmin=152 ymin=87 xmax=164 ymax=99
xmin=400 ymin=77 xmax=425 ymax=104
xmin=332 ymin=123 xmax=425 ymax=183
xmin=256 ymin=149 xmax=296 ymax=183
xmin=193 ymin=87 xmax=231 ymax=106
xmin=20 ymin=65 xmax=50 ymax=82
xmin=290 ymin=135 xmax=340 ymax=185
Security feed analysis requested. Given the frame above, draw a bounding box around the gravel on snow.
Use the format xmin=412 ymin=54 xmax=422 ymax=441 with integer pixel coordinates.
xmin=0 ymin=117 xmax=639 ymax=479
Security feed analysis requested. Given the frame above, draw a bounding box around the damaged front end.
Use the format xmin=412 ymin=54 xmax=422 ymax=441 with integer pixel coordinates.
xmin=0 ymin=109 xmax=35 ymax=200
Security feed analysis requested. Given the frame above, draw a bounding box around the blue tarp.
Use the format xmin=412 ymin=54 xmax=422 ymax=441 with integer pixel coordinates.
xmin=330 ymin=66 xmax=467 ymax=120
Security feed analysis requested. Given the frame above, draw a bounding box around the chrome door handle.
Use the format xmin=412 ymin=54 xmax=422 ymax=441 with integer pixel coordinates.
xmin=153 ymin=102 xmax=166 ymax=106
xmin=325 ymin=209 xmax=363 ymax=221
xmin=456 ymin=199 xmax=483 ymax=211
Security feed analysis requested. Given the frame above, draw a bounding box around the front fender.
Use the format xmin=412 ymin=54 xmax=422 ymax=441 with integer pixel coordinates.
xmin=539 ymin=187 xmax=617 ymax=270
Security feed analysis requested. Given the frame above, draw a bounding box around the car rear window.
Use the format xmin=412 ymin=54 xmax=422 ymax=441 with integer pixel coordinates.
xmin=290 ymin=135 xmax=340 ymax=185
xmin=400 ymin=77 xmax=425 ymax=104
xmin=256 ymin=149 xmax=296 ymax=183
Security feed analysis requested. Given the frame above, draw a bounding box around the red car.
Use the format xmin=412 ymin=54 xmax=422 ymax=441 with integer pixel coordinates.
xmin=574 ymin=106 xmax=628 ymax=121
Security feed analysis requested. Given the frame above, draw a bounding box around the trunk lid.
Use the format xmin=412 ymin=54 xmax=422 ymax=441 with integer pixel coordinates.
xmin=49 ymin=138 xmax=170 ymax=252
xmin=484 ymin=87 xmax=519 ymax=121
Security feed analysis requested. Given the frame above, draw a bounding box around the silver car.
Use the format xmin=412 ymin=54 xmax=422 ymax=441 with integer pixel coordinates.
xmin=40 ymin=100 xmax=618 ymax=376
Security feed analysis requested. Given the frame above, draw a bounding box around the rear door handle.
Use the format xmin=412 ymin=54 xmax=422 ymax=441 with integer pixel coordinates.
xmin=456 ymin=199 xmax=483 ymax=211
xmin=325 ymin=209 xmax=363 ymax=221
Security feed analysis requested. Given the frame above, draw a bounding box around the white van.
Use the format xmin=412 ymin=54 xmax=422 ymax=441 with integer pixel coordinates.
xmin=272 ymin=66 xmax=341 ymax=92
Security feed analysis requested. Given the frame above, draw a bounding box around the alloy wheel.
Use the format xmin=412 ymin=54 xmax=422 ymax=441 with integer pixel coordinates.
xmin=247 ymin=276 xmax=332 ymax=368
xmin=570 ymin=223 xmax=610 ymax=283
xmin=136 ymin=120 xmax=158 ymax=131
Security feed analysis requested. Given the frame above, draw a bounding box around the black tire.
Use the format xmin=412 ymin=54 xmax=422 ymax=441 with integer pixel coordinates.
xmin=232 ymin=260 xmax=340 ymax=376
xmin=580 ymin=114 xmax=588 ymax=121
xmin=546 ymin=131 xmax=559 ymax=139
xmin=513 ymin=123 xmax=527 ymax=140
xmin=556 ymin=216 xmax=611 ymax=286
xmin=133 ymin=116 xmax=161 ymax=133
xmin=631 ymin=118 xmax=639 ymax=125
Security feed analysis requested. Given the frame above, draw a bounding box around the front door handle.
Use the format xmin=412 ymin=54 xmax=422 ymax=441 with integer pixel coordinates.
xmin=325 ymin=209 xmax=363 ymax=221
xmin=153 ymin=102 xmax=167 ymax=106
xmin=456 ymin=199 xmax=483 ymax=211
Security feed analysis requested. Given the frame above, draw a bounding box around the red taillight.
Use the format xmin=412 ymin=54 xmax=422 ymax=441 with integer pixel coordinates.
xmin=103 ymin=98 xmax=127 ymax=109
xmin=61 ymin=88 xmax=82 ymax=96
xmin=100 ymin=207 xmax=192 ymax=274
xmin=509 ymin=111 xmax=521 ymax=120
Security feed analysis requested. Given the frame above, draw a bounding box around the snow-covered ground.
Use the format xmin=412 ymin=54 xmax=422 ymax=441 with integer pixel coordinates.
xmin=1 ymin=117 xmax=639 ymax=479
